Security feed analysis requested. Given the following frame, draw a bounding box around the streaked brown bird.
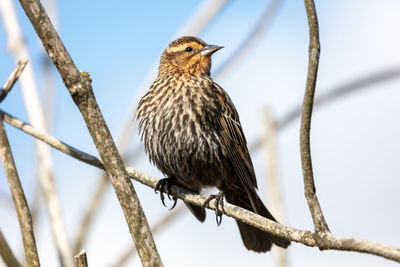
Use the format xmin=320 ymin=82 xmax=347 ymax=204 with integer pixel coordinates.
xmin=136 ymin=36 xmax=290 ymax=252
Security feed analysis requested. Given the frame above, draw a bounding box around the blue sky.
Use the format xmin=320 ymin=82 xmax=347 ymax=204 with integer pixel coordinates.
xmin=1 ymin=1 xmax=400 ymax=266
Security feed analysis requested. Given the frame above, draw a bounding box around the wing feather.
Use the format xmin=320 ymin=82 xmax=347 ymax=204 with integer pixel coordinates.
xmin=213 ymin=83 xmax=259 ymax=212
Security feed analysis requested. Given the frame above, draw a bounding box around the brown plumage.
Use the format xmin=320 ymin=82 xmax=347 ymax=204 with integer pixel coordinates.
xmin=136 ymin=36 xmax=290 ymax=252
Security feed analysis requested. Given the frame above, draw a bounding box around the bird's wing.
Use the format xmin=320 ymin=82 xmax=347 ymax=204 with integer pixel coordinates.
xmin=212 ymin=82 xmax=259 ymax=211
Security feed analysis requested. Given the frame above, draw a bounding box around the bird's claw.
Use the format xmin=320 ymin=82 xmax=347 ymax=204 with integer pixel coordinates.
xmin=155 ymin=178 xmax=177 ymax=209
xmin=203 ymin=191 xmax=225 ymax=226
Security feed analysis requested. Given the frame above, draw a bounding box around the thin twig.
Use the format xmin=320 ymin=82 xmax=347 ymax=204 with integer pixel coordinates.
xmin=0 ymin=110 xmax=103 ymax=169
xmin=263 ymin=109 xmax=288 ymax=267
xmin=0 ymin=229 xmax=22 ymax=267
xmin=74 ymin=250 xmax=88 ymax=267
xmin=0 ymin=60 xmax=28 ymax=102
xmin=0 ymin=119 xmax=40 ymax=267
xmin=17 ymin=0 xmax=163 ymax=265
xmin=214 ymin=0 xmax=284 ymax=79
xmin=0 ymin=1 xmax=74 ymax=266
xmin=113 ymin=205 xmax=186 ymax=267
xmin=301 ymin=0 xmax=329 ymax=234
xmin=3 ymin=110 xmax=400 ymax=263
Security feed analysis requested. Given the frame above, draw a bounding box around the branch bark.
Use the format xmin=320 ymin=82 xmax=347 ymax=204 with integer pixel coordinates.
xmin=0 ymin=229 xmax=22 ymax=267
xmin=3 ymin=109 xmax=400 ymax=263
xmin=301 ymin=0 xmax=329 ymax=234
xmin=17 ymin=0 xmax=162 ymax=265
xmin=0 ymin=119 xmax=40 ymax=267
xmin=74 ymin=250 xmax=88 ymax=267
xmin=0 ymin=60 xmax=28 ymax=102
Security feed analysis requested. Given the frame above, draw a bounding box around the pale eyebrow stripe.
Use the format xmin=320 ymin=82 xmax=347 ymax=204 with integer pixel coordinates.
xmin=167 ymin=42 xmax=203 ymax=53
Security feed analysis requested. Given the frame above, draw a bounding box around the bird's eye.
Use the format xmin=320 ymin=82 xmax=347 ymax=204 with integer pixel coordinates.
xmin=185 ymin=46 xmax=193 ymax=52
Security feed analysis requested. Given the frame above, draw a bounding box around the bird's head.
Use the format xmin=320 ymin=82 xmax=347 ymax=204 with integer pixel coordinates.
xmin=159 ymin=36 xmax=223 ymax=76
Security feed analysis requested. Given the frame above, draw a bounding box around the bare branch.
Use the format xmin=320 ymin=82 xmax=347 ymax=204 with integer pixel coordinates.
xmin=4 ymin=110 xmax=400 ymax=263
xmin=0 ymin=229 xmax=22 ymax=267
xmin=214 ymin=0 xmax=284 ymax=79
xmin=0 ymin=119 xmax=40 ymax=267
xmin=300 ymin=0 xmax=329 ymax=234
xmin=0 ymin=110 xmax=103 ymax=169
xmin=74 ymin=250 xmax=88 ymax=267
xmin=0 ymin=0 xmax=74 ymax=265
xmin=17 ymin=0 xmax=162 ymax=265
xmin=0 ymin=60 xmax=28 ymax=102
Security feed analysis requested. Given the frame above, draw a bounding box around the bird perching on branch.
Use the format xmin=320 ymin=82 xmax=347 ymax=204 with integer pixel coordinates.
xmin=136 ymin=36 xmax=290 ymax=252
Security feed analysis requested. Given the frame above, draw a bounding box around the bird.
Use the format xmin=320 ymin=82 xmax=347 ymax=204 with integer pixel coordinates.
xmin=136 ymin=36 xmax=290 ymax=252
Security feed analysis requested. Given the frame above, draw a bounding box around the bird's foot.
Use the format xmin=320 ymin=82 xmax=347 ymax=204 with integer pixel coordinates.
xmin=155 ymin=177 xmax=177 ymax=210
xmin=202 ymin=191 xmax=225 ymax=226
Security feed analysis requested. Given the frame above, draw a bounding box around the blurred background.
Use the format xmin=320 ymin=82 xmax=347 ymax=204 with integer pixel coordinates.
xmin=1 ymin=0 xmax=399 ymax=266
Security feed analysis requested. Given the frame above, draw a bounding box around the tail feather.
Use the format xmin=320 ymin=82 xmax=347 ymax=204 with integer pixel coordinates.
xmin=185 ymin=202 xmax=206 ymax=222
xmin=225 ymin=189 xmax=290 ymax=252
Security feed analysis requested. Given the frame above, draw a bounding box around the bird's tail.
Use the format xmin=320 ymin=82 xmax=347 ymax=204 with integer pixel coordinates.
xmin=185 ymin=202 xmax=206 ymax=222
xmin=225 ymin=189 xmax=290 ymax=252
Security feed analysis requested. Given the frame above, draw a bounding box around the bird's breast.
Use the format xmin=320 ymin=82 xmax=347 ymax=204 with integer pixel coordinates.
xmin=137 ymin=76 xmax=223 ymax=178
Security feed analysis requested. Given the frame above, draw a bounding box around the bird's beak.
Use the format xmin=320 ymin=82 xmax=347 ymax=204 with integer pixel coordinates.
xmin=200 ymin=44 xmax=223 ymax=56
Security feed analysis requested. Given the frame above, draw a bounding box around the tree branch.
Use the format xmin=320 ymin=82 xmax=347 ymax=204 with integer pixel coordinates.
xmin=301 ymin=0 xmax=329 ymax=234
xmin=17 ymin=0 xmax=162 ymax=265
xmin=74 ymin=250 xmax=88 ymax=267
xmin=0 ymin=60 xmax=28 ymax=102
xmin=0 ymin=229 xmax=22 ymax=267
xmin=0 ymin=110 xmax=103 ymax=169
xmin=3 ymin=109 xmax=400 ymax=262
xmin=0 ymin=118 xmax=40 ymax=267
